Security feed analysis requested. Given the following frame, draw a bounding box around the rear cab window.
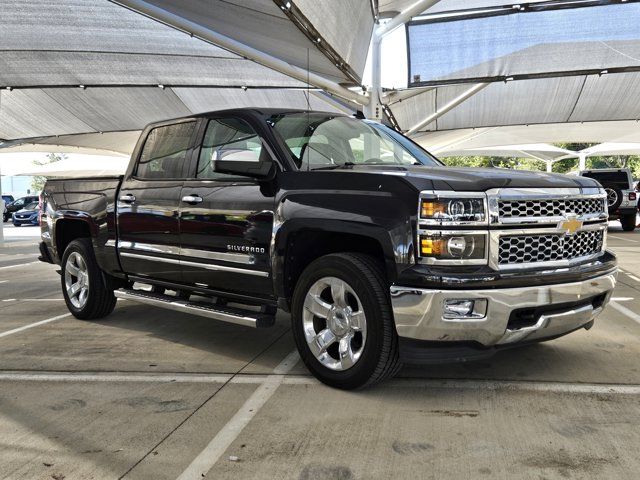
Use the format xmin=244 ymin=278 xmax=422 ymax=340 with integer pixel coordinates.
xmin=135 ymin=121 xmax=196 ymax=180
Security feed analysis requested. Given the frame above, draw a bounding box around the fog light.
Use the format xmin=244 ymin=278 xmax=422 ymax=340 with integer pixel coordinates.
xmin=443 ymin=299 xmax=488 ymax=320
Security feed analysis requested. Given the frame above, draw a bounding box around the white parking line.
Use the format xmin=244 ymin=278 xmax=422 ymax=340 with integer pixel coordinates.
xmin=0 ymin=313 xmax=71 ymax=338
xmin=618 ymin=269 xmax=640 ymax=283
xmin=1 ymin=299 xmax=64 ymax=302
xmin=0 ymin=254 xmax=37 ymax=260
xmin=0 ymin=370 xmax=637 ymax=397
xmin=609 ymin=234 xmax=640 ymax=243
xmin=0 ymin=371 xmax=234 ymax=383
xmin=177 ymin=349 xmax=300 ymax=480
xmin=0 ymin=261 xmax=39 ymax=270
xmin=383 ymin=378 xmax=640 ymax=394
xmin=610 ymin=301 xmax=640 ymax=326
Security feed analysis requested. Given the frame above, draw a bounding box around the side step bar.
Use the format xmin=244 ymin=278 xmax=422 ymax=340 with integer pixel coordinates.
xmin=114 ymin=289 xmax=275 ymax=328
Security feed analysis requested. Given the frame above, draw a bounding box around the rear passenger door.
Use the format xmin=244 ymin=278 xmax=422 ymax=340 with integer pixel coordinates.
xmin=117 ymin=119 xmax=197 ymax=282
xmin=178 ymin=115 xmax=275 ymax=299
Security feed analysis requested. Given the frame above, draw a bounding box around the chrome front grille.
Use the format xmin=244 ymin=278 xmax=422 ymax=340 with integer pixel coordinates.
xmin=499 ymin=230 xmax=604 ymax=265
xmin=498 ymin=198 xmax=606 ymax=219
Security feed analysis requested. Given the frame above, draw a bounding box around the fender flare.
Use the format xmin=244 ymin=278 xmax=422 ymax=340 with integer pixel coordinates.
xmin=271 ymin=218 xmax=406 ymax=299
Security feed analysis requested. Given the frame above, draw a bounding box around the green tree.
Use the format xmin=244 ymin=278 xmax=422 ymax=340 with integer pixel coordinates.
xmin=439 ymin=155 xmax=546 ymax=172
xmin=30 ymin=153 xmax=66 ymax=192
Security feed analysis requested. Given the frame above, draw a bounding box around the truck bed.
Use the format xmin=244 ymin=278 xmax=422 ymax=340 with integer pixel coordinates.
xmin=41 ymin=176 xmax=123 ymax=269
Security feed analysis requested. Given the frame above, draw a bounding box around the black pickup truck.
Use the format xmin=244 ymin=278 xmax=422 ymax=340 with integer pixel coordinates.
xmin=40 ymin=108 xmax=618 ymax=389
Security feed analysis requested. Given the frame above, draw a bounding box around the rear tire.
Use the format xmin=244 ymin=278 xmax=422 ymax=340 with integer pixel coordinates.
xmin=291 ymin=253 xmax=401 ymax=390
xmin=61 ymin=238 xmax=117 ymax=320
xmin=621 ymin=214 xmax=637 ymax=232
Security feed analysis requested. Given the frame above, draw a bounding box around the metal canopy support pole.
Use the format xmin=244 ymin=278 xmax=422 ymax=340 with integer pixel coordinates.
xmin=111 ymin=0 xmax=369 ymax=106
xmin=406 ymin=83 xmax=489 ymax=135
xmin=366 ymin=0 xmax=442 ymax=120
xmin=365 ymin=34 xmax=383 ymax=120
xmin=578 ymin=152 xmax=587 ymax=171
xmin=377 ymin=0 xmax=442 ymax=37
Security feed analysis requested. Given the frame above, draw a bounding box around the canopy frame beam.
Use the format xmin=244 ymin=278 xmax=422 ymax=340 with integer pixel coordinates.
xmin=366 ymin=0 xmax=442 ymax=121
xmin=111 ymin=0 xmax=369 ymax=105
xmin=406 ymin=82 xmax=489 ymax=135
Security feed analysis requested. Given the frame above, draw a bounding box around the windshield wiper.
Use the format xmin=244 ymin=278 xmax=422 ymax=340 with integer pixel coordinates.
xmin=310 ymin=162 xmax=356 ymax=171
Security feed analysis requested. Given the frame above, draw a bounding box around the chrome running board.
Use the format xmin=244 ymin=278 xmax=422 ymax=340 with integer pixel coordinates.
xmin=114 ymin=289 xmax=275 ymax=328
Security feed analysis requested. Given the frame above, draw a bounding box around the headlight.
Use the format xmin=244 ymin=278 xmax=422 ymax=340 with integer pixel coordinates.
xmin=419 ymin=232 xmax=487 ymax=264
xmin=420 ymin=197 xmax=486 ymax=224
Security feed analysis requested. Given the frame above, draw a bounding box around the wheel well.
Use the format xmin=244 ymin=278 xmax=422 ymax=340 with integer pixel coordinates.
xmin=55 ymin=219 xmax=91 ymax=258
xmin=283 ymin=229 xmax=388 ymax=301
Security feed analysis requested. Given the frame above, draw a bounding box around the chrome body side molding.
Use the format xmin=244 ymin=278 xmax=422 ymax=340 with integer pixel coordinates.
xmin=116 ymin=240 xmax=267 ymax=277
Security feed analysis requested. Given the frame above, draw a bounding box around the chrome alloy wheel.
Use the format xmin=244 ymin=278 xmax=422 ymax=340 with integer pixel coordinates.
xmin=302 ymin=277 xmax=367 ymax=371
xmin=64 ymin=251 xmax=89 ymax=309
xmin=605 ymin=187 xmax=618 ymax=207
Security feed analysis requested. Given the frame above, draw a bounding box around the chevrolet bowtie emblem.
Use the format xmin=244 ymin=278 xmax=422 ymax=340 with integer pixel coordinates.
xmin=559 ymin=215 xmax=583 ymax=235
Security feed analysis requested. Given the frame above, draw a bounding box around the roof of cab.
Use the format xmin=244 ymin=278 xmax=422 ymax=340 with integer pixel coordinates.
xmin=144 ymin=108 xmax=349 ymax=129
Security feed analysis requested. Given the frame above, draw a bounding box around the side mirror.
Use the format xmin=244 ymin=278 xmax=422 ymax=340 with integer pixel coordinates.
xmin=213 ymin=148 xmax=275 ymax=179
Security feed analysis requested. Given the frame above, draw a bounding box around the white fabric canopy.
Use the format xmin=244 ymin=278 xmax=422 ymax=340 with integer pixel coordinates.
xmin=390 ymin=74 xmax=640 ymax=135
xmin=11 ymin=156 xmax=128 ymax=177
xmin=580 ymin=143 xmax=640 ymax=157
xmin=0 ymin=0 xmax=362 ymax=143
xmin=0 ymin=132 xmax=138 ymax=156
xmin=2 ymin=0 xmax=640 ymax=159
xmin=436 ymin=143 xmax=576 ymax=162
xmin=415 ymin=120 xmax=640 ymax=154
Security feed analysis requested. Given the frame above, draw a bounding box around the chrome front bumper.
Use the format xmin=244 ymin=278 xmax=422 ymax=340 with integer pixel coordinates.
xmin=390 ymin=271 xmax=617 ymax=346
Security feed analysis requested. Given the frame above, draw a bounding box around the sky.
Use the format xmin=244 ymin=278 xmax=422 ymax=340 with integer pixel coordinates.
xmin=363 ymin=26 xmax=408 ymax=89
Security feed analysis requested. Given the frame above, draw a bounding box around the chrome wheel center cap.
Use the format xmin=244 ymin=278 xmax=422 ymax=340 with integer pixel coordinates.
xmin=328 ymin=307 xmax=350 ymax=336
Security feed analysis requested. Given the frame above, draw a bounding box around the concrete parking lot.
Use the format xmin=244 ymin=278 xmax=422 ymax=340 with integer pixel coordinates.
xmin=0 ymin=223 xmax=639 ymax=480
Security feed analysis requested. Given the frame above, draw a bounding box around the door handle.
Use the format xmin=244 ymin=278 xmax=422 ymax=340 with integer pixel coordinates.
xmin=182 ymin=195 xmax=203 ymax=204
xmin=119 ymin=193 xmax=136 ymax=203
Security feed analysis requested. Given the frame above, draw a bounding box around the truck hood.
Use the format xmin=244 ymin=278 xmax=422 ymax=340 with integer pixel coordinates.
xmin=349 ymin=165 xmax=600 ymax=191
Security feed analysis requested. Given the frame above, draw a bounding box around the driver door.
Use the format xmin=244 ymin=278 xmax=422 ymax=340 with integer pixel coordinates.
xmin=178 ymin=116 xmax=275 ymax=299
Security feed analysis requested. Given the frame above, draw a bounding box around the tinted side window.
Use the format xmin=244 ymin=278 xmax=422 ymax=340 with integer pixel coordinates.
xmin=136 ymin=122 xmax=196 ymax=179
xmin=197 ymin=118 xmax=262 ymax=180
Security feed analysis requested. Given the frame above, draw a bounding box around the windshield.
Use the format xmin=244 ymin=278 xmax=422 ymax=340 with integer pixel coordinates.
xmin=24 ymin=202 xmax=39 ymax=210
xmin=268 ymin=113 xmax=441 ymax=170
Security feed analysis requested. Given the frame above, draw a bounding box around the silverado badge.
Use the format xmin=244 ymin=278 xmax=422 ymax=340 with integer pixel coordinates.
xmin=558 ymin=215 xmax=583 ymax=236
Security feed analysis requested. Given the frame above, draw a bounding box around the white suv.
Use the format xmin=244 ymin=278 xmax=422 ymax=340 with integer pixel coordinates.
xmin=580 ymin=168 xmax=638 ymax=231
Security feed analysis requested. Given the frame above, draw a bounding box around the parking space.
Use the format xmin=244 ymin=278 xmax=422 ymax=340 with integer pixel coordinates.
xmin=1 ymin=224 xmax=639 ymax=480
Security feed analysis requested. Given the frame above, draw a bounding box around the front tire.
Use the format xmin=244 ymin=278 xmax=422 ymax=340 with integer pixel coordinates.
xmin=621 ymin=214 xmax=637 ymax=232
xmin=61 ymin=238 xmax=117 ymax=320
xmin=291 ymin=253 xmax=401 ymax=390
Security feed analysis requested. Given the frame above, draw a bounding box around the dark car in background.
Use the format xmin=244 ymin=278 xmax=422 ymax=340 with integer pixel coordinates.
xmin=3 ymin=195 xmax=39 ymax=222
xmin=12 ymin=201 xmax=40 ymax=226
xmin=2 ymin=195 xmax=15 ymax=221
